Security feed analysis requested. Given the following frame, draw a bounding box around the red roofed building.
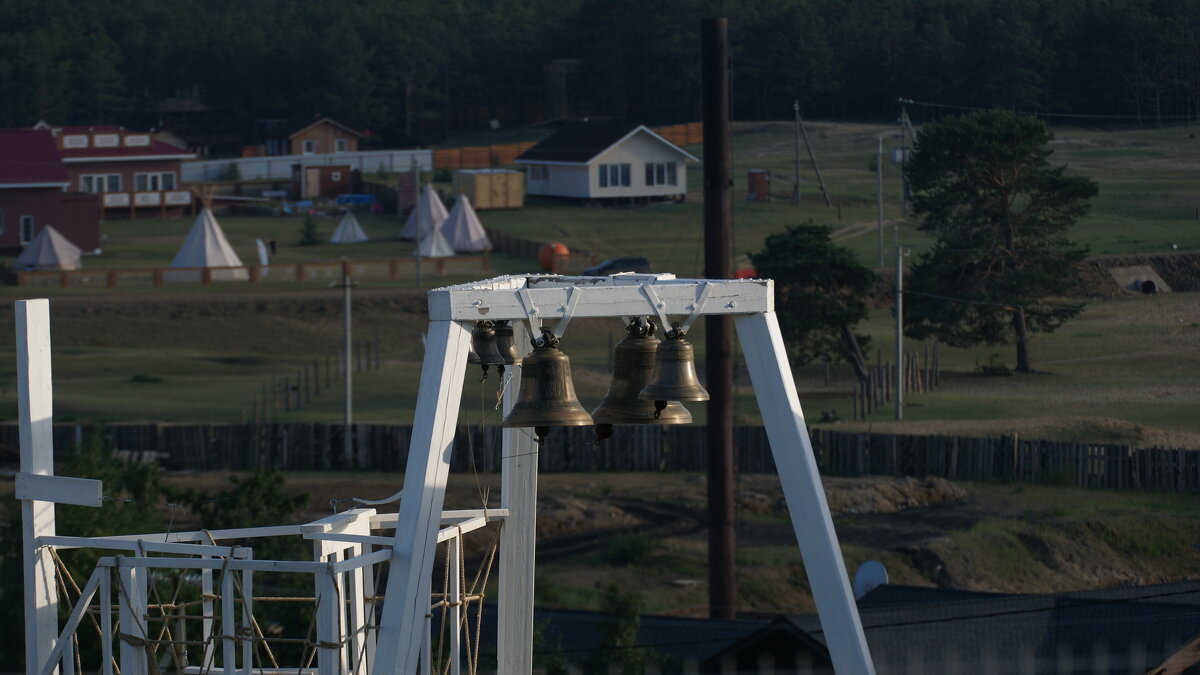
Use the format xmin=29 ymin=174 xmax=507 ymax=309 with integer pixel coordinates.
xmin=45 ymin=123 xmax=196 ymax=218
xmin=0 ymin=129 xmax=99 ymax=253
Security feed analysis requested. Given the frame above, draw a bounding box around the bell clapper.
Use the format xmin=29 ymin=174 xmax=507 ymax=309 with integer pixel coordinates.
xmin=594 ymin=423 xmax=614 ymax=441
xmin=653 ymin=400 xmax=667 ymax=418
xmin=534 ymin=426 xmax=550 ymax=443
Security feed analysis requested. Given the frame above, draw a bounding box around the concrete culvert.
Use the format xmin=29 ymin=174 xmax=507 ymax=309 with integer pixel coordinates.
xmin=1141 ymin=279 xmax=1157 ymax=294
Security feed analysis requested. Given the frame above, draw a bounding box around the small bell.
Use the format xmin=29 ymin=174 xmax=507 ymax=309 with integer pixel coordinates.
xmin=640 ymin=324 xmax=709 ymax=417
xmin=493 ymin=320 xmax=523 ymax=367
xmin=470 ymin=320 xmax=504 ymax=380
xmin=593 ymin=319 xmax=691 ymax=440
xmin=501 ymin=330 xmax=593 ymax=442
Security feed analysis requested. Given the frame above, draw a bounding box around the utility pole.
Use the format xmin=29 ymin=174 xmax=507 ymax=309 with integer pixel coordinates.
xmin=791 ymin=100 xmax=801 ymax=206
xmin=898 ymin=98 xmax=913 ymax=217
xmin=895 ymin=243 xmax=904 ymax=421
xmin=797 ymin=111 xmax=832 ymax=207
xmin=413 ymin=156 xmax=423 ymax=288
xmin=876 ymin=135 xmax=884 ymax=267
xmin=702 ymin=16 xmax=736 ymax=621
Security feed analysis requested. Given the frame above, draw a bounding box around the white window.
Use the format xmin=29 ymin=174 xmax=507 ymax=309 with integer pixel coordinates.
xmin=135 ymin=172 xmax=177 ymax=191
xmin=530 ymin=165 xmax=547 ymax=180
xmin=303 ymin=140 xmax=316 ymax=155
xmin=80 ymin=174 xmax=122 ymax=193
xmin=20 ymin=215 xmax=33 ymax=244
xmin=599 ymin=163 xmax=630 ymax=188
xmin=335 ymin=138 xmax=347 ymax=153
xmin=645 ymin=162 xmax=678 ymax=186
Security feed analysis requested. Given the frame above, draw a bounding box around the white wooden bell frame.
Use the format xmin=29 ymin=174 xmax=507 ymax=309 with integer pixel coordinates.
xmin=16 ymin=273 xmax=876 ymax=675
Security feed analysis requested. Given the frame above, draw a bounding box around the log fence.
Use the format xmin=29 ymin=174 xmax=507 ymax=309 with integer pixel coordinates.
xmin=15 ymin=422 xmax=1200 ymax=493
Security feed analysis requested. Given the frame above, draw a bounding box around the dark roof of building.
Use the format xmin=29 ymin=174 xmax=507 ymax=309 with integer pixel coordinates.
xmin=275 ymin=115 xmax=363 ymax=140
xmin=856 ymin=584 xmax=1015 ymax=608
xmin=784 ymin=583 xmax=1200 ymax=673
xmin=515 ymin=120 xmax=696 ymax=164
xmin=0 ymin=129 xmax=68 ymax=185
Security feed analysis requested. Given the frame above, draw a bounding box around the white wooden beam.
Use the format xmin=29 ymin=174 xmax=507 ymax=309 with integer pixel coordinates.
xmin=734 ymin=312 xmax=875 ymax=675
xmin=429 ymin=276 xmax=772 ymax=322
xmin=497 ymin=321 xmax=538 ymax=674
xmin=16 ymin=473 xmax=102 ymax=507
xmin=373 ymin=319 xmax=472 ymax=675
xmin=17 ymin=298 xmax=59 ymax=675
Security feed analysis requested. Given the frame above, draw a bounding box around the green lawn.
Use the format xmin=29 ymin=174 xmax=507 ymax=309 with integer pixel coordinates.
xmin=0 ymin=121 xmax=1196 ymax=443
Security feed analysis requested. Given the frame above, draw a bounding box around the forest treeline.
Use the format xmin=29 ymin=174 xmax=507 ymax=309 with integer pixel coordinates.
xmin=0 ymin=0 xmax=1196 ymax=144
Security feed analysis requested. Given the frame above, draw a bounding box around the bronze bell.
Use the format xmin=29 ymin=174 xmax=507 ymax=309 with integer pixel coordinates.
xmin=501 ymin=330 xmax=593 ymax=441
xmin=470 ymin=320 xmax=505 ymax=379
xmin=593 ymin=319 xmax=691 ymax=440
xmin=493 ymin=320 xmax=523 ymax=367
xmin=640 ymin=325 xmax=709 ymax=417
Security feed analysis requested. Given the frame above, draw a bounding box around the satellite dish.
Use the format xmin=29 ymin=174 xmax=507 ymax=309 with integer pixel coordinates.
xmin=852 ymin=560 xmax=889 ymax=600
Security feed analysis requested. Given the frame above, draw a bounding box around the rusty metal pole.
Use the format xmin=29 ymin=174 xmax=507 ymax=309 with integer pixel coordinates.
xmin=702 ymin=16 xmax=736 ymax=620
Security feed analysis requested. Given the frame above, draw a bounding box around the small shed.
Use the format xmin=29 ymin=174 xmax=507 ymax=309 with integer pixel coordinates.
xmin=291 ymin=164 xmax=352 ymax=200
xmin=452 ymin=169 xmax=524 ymax=210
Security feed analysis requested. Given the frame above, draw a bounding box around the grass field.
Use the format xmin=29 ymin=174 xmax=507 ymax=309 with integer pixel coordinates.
xmin=0 ymin=121 xmax=1196 ymax=445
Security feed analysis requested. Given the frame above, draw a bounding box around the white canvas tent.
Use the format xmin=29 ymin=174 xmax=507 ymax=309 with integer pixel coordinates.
xmin=414 ymin=226 xmax=455 ymax=258
xmin=13 ymin=226 xmax=81 ymax=271
xmin=399 ymin=184 xmax=448 ymax=240
xmin=330 ymin=211 xmax=369 ymax=244
xmin=167 ymin=208 xmax=248 ymax=281
xmin=440 ymin=194 xmax=491 ymax=252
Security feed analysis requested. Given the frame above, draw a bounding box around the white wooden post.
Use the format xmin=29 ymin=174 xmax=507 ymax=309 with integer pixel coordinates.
xmin=448 ymin=533 xmax=462 ymax=675
xmin=497 ymin=321 xmax=537 ymax=674
xmin=239 ymin=549 xmax=254 ymax=675
xmin=201 ymin=557 xmax=215 ymax=668
xmin=313 ymin=542 xmax=348 ymax=675
xmin=734 ymin=311 xmax=876 ymax=675
xmin=344 ymin=517 xmax=372 ymax=675
xmin=221 ymin=561 xmax=236 ymax=674
xmin=17 ymin=298 xmax=58 ymax=675
xmin=373 ymin=319 xmax=471 ymax=674
xmin=100 ymin=569 xmax=113 ymax=675
xmin=116 ymin=558 xmax=148 ymax=675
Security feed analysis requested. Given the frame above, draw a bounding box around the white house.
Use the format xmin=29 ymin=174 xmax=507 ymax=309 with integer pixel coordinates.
xmin=515 ymin=121 xmax=697 ymax=201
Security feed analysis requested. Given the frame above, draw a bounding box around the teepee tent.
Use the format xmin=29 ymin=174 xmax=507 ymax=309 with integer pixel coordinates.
xmin=399 ymin=184 xmax=448 ymax=240
xmin=167 ymin=208 xmax=248 ymax=281
xmin=13 ymin=225 xmax=81 ymax=271
xmin=414 ymin=225 xmax=455 ymax=258
xmin=440 ymin=194 xmax=491 ymax=252
xmin=330 ymin=211 xmax=369 ymax=244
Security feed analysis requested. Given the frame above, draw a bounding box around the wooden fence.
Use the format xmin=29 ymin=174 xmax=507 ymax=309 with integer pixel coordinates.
xmin=853 ymin=345 xmax=941 ymax=420
xmin=13 ymin=255 xmax=489 ymax=289
xmin=13 ymin=423 xmax=1199 ymax=493
xmin=483 ymin=227 xmax=596 ymax=272
xmin=430 ymin=122 xmax=703 ymax=170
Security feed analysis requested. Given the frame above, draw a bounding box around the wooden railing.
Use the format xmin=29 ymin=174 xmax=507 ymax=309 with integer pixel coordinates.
xmin=13 ymin=255 xmax=490 ymax=288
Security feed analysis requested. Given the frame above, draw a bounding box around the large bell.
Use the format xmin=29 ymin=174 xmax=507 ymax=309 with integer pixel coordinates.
xmin=470 ymin=320 xmax=504 ymax=379
xmin=593 ymin=319 xmax=691 ymax=440
xmin=640 ymin=325 xmax=709 ymax=416
xmin=501 ymin=330 xmax=592 ymax=441
xmin=493 ymin=320 xmax=523 ymax=367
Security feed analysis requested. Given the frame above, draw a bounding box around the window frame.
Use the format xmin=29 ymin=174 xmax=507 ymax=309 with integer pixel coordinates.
xmin=135 ymin=171 xmax=178 ymax=192
xmin=81 ymin=174 xmax=122 ymax=193
xmin=19 ymin=215 xmax=34 ymax=244
xmin=302 ymin=139 xmax=316 ymax=155
xmin=335 ymin=138 xmax=348 ymax=153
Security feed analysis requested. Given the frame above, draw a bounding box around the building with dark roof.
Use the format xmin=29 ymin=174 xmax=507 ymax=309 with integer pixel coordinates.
xmin=43 ymin=124 xmax=196 ymax=219
xmin=256 ymin=115 xmax=363 ymax=156
xmin=515 ymin=120 xmax=697 ymax=201
xmin=710 ymin=583 xmax=1200 ymax=674
xmin=0 ymin=129 xmax=98 ymax=253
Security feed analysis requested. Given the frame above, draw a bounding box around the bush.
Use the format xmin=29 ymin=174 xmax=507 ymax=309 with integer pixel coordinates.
xmin=433 ymin=167 xmax=452 ymax=183
xmin=130 ymin=373 xmax=163 ymax=384
xmin=298 ymin=214 xmax=321 ymax=245
xmin=218 ymin=161 xmax=241 ymax=181
xmin=600 ymin=531 xmax=658 ymax=566
xmin=977 ymin=353 xmax=1013 ymax=377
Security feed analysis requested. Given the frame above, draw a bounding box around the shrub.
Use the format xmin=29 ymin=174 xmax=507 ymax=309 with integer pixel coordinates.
xmin=977 ymin=353 xmax=1013 ymax=377
xmin=601 ymin=531 xmax=658 ymax=566
xmin=298 ymin=214 xmax=321 ymax=245
xmin=130 ymin=373 xmax=162 ymax=384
